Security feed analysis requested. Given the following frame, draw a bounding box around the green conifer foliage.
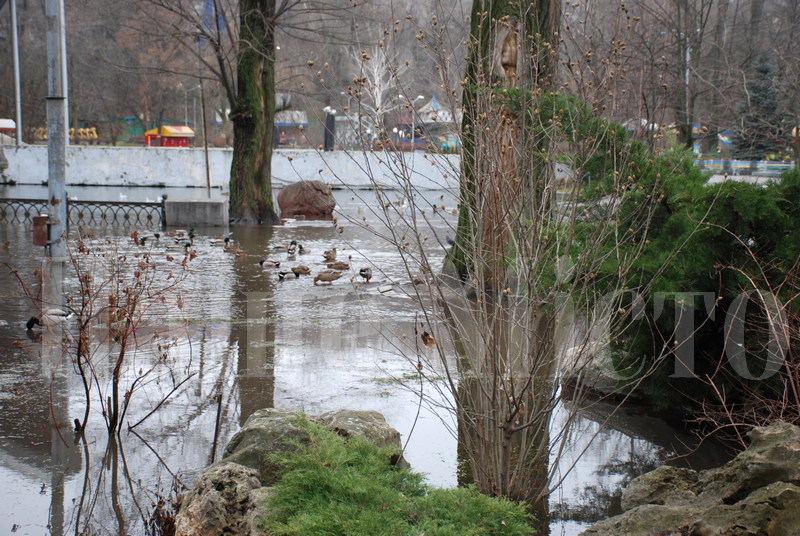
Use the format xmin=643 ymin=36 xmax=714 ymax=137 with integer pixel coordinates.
xmin=733 ymin=54 xmax=787 ymax=160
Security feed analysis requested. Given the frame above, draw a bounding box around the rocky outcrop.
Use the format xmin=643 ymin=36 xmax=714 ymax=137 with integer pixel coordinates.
xmin=582 ymin=421 xmax=800 ymax=536
xmin=277 ymin=180 xmax=335 ymax=220
xmin=174 ymin=462 xmax=264 ymax=536
xmin=175 ymin=408 xmax=404 ymax=536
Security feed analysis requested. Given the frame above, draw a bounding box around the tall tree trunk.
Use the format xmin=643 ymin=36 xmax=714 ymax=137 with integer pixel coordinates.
xmin=229 ymin=0 xmax=280 ymax=225
xmin=444 ymin=0 xmax=561 ymax=510
xmin=449 ymin=0 xmax=559 ymax=285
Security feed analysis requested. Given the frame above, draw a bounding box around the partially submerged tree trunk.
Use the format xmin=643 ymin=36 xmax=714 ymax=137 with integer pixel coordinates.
xmin=443 ymin=0 xmax=562 ymax=507
xmin=229 ymin=0 xmax=280 ymax=225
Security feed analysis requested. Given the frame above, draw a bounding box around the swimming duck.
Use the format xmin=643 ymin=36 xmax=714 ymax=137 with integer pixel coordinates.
xmin=359 ymin=267 xmax=373 ymax=283
xmin=208 ymin=236 xmax=233 ymax=247
xmin=258 ymin=259 xmax=281 ymax=269
xmin=313 ymin=270 xmax=342 ymax=286
xmin=322 ymin=247 xmax=337 ymax=262
xmin=26 ymin=308 xmax=73 ymax=330
xmin=292 ymin=265 xmax=311 ymax=276
xmin=327 ymin=261 xmax=350 ymax=271
xmin=287 ymin=240 xmax=298 ymax=255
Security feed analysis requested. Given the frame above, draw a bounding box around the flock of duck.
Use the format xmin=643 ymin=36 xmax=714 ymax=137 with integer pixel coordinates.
xmin=257 ymin=243 xmax=373 ymax=286
xmin=132 ymin=229 xmax=374 ymax=287
xmin=22 ymin=229 xmax=381 ymax=332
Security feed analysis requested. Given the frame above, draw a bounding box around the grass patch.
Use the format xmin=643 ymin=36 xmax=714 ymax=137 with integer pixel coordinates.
xmin=261 ymin=418 xmax=536 ymax=536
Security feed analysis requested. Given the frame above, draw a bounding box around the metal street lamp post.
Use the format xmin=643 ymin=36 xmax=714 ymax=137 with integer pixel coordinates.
xmin=409 ymin=95 xmax=424 ymax=149
xmin=323 ymin=106 xmax=337 ymax=151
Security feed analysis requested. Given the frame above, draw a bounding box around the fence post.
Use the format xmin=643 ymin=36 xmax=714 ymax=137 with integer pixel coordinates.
xmin=160 ymin=196 xmax=167 ymax=229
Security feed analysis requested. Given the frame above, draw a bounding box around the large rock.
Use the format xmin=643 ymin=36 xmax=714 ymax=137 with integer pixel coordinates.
xmin=175 ymin=462 xmax=264 ymax=536
xmin=582 ymin=421 xmax=800 ymax=536
xmin=277 ymin=180 xmax=335 ymax=220
xmin=620 ymin=465 xmax=698 ymax=511
xmin=177 ymin=408 xmax=405 ymax=536
xmin=222 ymin=408 xmax=313 ymax=485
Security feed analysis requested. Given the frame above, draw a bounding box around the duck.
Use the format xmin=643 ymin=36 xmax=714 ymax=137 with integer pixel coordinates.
xmin=211 ymin=236 xmax=233 ymax=247
xmin=314 ymin=270 xmax=342 ymax=286
xmin=358 ymin=267 xmax=373 ymax=283
xmin=26 ymin=308 xmax=73 ymax=330
xmin=292 ymin=265 xmax=311 ymax=276
xmin=258 ymin=259 xmax=281 ymax=269
xmin=322 ymin=247 xmax=337 ymax=262
xmin=327 ymin=261 xmax=350 ymax=271
xmin=287 ymin=240 xmax=298 ymax=255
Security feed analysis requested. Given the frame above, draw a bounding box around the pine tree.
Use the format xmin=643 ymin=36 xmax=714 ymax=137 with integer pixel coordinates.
xmin=733 ymin=54 xmax=786 ymax=160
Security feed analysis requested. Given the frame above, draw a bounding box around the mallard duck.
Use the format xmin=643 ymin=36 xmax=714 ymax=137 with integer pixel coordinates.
xmin=359 ymin=267 xmax=373 ymax=283
xmin=287 ymin=240 xmax=298 ymax=255
xmin=322 ymin=247 xmax=337 ymax=262
xmin=327 ymin=261 xmax=350 ymax=271
xmin=292 ymin=265 xmax=311 ymax=276
xmin=210 ymin=235 xmax=232 ymax=247
xmin=26 ymin=308 xmax=73 ymax=330
xmin=277 ymin=270 xmax=293 ymax=280
xmin=258 ymin=259 xmax=281 ymax=269
xmin=314 ymin=270 xmax=342 ymax=286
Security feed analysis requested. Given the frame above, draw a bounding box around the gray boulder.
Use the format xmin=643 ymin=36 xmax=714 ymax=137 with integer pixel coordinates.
xmin=621 ymin=465 xmax=698 ymax=511
xmin=222 ymin=408 xmax=313 ymax=485
xmin=176 ymin=408 xmax=405 ymax=536
xmin=582 ymin=421 xmax=800 ymax=536
xmin=175 ymin=462 xmax=264 ymax=536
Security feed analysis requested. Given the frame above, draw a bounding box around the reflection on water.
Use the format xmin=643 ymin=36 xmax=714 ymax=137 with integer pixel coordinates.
xmin=0 ymin=186 xmax=729 ymax=536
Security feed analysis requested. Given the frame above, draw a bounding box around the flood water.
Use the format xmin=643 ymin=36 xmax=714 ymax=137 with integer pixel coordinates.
xmin=0 ymin=184 xmax=731 ymax=536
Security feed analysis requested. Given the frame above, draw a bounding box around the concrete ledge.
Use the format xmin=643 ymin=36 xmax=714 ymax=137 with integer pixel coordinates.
xmin=165 ymin=199 xmax=229 ymax=227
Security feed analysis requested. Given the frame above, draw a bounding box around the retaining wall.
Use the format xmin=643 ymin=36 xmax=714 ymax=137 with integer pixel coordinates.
xmin=2 ymin=145 xmax=461 ymax=191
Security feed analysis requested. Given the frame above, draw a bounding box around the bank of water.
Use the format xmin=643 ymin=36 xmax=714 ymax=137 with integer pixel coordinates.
xmin=0 ymin=185 xmax=729 ymax=536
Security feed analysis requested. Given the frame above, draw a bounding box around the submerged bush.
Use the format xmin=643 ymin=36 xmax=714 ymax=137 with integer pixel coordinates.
xmin=261 ymin=418 xmax=536 ymax=536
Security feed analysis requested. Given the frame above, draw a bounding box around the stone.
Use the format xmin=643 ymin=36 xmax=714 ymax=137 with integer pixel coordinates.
xmin=582 ymin=421 xmax=800 ymax=536
xmin=174 ymin=462 xmax=262 ymax=536
xmin=621 ymin=466 xmax=698 ymax=511
xmin=277 ymin=180 xmax=335 ymax=220
xmin=180 ymin=408 xmax=407 ymax=535
xmin=315 ymin=409 xmax=407 ymax=467
xmin=689 ymin=482 xmax=800 ymax=536
xmin=222 ymin=408 xmax=312 ymax=485
xmin=243 ymin=487 xmax=274 ymax=536
xmin=315 ymin=409 xmax=401 ymax=450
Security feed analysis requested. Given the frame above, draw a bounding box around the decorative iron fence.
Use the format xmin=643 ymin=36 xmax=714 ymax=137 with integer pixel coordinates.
xmin=0 ymin=198 xmax=166 ymax=229
xmin=69 ymin=199 xmax=165 ymax=229
xmin=0 ymin=198 xmax=49 ymax=224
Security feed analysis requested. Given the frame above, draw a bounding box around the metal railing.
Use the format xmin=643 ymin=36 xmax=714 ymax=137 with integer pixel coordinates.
xmin=0 ymin=198 xmax=49 ymax=224
xmin=0 ymin=198 xmax=166 ymax=229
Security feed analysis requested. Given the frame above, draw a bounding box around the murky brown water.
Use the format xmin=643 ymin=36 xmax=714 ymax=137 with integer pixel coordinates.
xmin=0 ymin=185 xmax=730 ymax=536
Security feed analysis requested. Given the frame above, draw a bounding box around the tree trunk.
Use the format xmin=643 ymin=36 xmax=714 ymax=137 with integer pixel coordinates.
xmin=448 ymin=0 xmax=560 ymax=285
xmin=229 ymin=0 xmax=280 ymax=225
xmin=444 ymin=0 xmax=562 ymax=509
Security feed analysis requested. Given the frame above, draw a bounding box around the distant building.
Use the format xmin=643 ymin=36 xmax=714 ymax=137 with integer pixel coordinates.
xmin=144 ymin=125 xmax=195 ymax=147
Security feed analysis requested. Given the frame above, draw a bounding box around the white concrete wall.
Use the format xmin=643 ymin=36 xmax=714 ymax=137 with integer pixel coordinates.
xmin=3 ymin=145 xmax=461 ymax=191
